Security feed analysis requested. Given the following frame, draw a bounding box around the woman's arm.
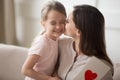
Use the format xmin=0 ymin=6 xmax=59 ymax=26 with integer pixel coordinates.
xmin=101 ymin=70 xmax=113 ymax=80
xmin=52 ymin=56 xmax=60 ymax=77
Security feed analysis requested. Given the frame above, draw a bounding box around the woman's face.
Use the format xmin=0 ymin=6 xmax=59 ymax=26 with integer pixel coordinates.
xmin=64 ymin=12 xmax=78 ymax=38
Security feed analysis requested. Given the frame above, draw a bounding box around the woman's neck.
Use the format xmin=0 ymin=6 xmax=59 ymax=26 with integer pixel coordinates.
xmin=73 ymin=38 xmax=82 ymax=56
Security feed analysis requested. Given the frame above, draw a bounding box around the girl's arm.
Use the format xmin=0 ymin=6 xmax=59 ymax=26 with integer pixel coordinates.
xmin=21 ymin=54 xmax=60 ymax=80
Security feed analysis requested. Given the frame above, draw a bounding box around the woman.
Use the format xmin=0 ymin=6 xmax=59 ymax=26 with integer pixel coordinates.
xmin=58 ymin=5 xmax=113 ymax=80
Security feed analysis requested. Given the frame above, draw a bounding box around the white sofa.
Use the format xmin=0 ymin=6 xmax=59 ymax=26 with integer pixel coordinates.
xmin=0 ymin=44 xmax=120 ymax=80
xmin=0 ymin=44 xmax=28 ymax=80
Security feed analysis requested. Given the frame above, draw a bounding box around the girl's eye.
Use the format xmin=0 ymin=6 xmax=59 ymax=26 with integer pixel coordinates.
xmin=51 ymin=22 xmax=56 ymax=25
xmin=60 ymin=21 xmax=66 ymax=24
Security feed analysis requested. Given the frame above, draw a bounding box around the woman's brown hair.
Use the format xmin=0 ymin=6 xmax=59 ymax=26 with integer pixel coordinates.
xmin=73 ymin=5 xmax=113 ymax=66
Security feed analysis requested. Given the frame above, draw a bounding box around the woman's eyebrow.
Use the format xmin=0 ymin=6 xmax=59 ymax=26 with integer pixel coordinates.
xmin=66 ymin=19 xmax=69 ymax=23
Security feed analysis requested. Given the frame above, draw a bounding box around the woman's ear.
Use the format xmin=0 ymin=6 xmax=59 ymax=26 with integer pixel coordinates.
xmin=76 ymin=30 xmax=81 ymax=37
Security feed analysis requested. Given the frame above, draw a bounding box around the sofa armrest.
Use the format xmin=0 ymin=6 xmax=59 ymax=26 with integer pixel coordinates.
xmin=0 ymin=44 xmax=28 ymax=80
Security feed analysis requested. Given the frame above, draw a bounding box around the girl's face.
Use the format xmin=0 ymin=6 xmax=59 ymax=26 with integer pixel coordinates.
xmin=42 ymin=10 xmax=66 ymax=40
xmin=64 ymin=12 xmax=79 ymax=38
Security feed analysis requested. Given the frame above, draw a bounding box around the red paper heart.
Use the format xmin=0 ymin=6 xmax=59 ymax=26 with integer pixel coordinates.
xmin=85 ymin=70 xmax=97 ymax=80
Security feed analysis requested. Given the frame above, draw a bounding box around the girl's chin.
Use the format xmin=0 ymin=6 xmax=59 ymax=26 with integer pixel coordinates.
xmin=56 ymin=34 xmax=62 ymax=38
xmin=56 ymin=32 xmax=62 ymax=36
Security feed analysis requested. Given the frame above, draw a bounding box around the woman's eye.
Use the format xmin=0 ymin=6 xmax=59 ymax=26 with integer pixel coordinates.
xmin=66 ymin=20 xmax=69 ymax=23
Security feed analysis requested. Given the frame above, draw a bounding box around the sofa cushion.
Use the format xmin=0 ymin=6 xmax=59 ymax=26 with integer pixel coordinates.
xmin=0 ymin=44 xmax=28 ymax=80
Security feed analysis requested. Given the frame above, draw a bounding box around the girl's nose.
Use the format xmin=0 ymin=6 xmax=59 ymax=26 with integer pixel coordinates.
xmin=56 ymin=24 xmax=61 ymax=29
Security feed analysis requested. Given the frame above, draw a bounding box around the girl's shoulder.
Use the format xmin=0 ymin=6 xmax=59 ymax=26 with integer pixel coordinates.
xmin=31 ymin=35 xmax=49 ymax=46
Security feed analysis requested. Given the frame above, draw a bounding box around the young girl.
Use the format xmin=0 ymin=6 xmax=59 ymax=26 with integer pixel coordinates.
xmin=21 ymin=1 xmax=66 ymax=80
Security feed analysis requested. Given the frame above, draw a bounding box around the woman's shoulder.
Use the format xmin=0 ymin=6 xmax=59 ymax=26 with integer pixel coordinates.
xmin=101 ymin=59 xmax=113 ymax=70
xmin=58 ymin=35 xmax=73 ymax=43
xmin=98 ymin=58 xmax=114 ymax=80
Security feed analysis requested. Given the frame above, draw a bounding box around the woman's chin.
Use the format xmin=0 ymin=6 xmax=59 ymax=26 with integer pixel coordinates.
xmin=63 ymin=33 xmax=73 ymax=38
xmin=63 ymin=32 xmax=69 ymax=36
xmin=63 ymin=32 xmax=67 ymax=35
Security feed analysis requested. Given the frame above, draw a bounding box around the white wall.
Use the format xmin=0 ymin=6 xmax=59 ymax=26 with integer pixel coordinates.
xmin=14 ymin=0 xmax=120 ymax=62
xmin=97 ymin=0 xmax=120 ymax=63
xmin=58 ymin=0 xmax=97 ymax=15
xmin=14 ymin=0 xmax=48 ymax=47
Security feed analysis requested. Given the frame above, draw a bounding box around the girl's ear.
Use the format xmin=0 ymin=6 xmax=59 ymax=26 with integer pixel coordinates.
xmin=40 ymin=20 xmax=45 ymax=27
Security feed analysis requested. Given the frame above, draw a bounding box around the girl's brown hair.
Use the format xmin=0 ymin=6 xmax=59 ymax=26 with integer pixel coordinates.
xmin=41 ymin=0 xmax=66 ymax=21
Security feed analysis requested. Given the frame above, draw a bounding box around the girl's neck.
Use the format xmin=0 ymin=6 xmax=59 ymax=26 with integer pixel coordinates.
xmin=44 ymin=33 xmax=57 ymax=41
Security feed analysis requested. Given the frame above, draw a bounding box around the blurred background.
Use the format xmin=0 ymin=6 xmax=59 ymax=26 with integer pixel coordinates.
xmin=0 ymin=0 xmax=120 ymax=62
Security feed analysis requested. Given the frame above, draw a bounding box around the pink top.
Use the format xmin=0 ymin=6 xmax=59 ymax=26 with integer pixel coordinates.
xmin=26 ymin=34 xmax=58 ymax=80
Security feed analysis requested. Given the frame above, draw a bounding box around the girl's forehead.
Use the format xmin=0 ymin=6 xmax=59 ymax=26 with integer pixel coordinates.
xmin=47 ymin=10 xmax=66 ymax=20
xmin=48 ymin=10 xmax=65 ymax=16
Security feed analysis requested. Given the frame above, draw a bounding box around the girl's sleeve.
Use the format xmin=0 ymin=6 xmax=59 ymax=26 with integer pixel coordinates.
xmin=28 ymin=37 xmax=48 ymax=56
